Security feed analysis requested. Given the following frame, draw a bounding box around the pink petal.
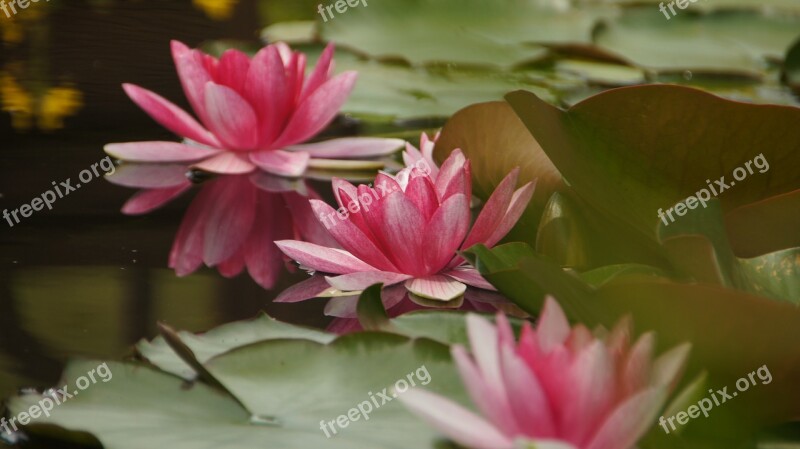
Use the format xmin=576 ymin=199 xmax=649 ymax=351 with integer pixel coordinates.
xmin=326 ymin=271 xmax=411 ymax=291
xmin=215 ymin=49 xmax=250 ymax=95
xmin=121 ymin=185 xmax=191 ymax=215
xmin=202 ymin=177 xmax=257 ymax=266
xmin=275 ymin=275 xmax=333 ymax=303
xmin=286 ymin=137 xmax=405 ymax=158
xmin=585 ymin=388 xmax=667 ymax=449
xmin=275 ymin=240 xmax=375 ymax=274
xmin=441 ymin=161 xmax=471 ymax=201
xmin=301 ymin=42 xmax=334 ymax=101
xmin=434 ymin=149 xmax=467 ymax=199
xmin=463 ymin=168 xmax=519 ymax=249
xmin=451 ymin=345 xmax=520 ymax=436
xmin=499 ymin=344 xmax=556 ymax=438
xmin=405 ymin=174 xmax=439 ymax=221
xmin=379 ymin=191 xmax=427 ymax=274
xmin=245 ymin=46 xmax=289 ymax=147
xmin=249 ymin=149 xmax=310 ymax=177
xmin=444 ymin=267 xmax=495 ymax=290
xmin=486 ymin=181 xmax=536 ymax=248
xmin=538 ymin=296 xmax=571 ymax=352
xmin=651 ymin=343 xmax=691 ymax=391
xmin=331 ymin=177 xmax=359 ymax=208
xmin=105 ymin=141 xmax=220 ymax=163
xmin=399 ymin=389 xmax=515 ymax=449
xmin=272 ymin=71 xmax=358 ymax=148
xmin=122 ymin=84 xmax=220 ymax=147
xmin=204 ymin=82 xmax=259 ymax=150
xmin=310 ymin=199 xmax=399 ymax=272
xmin=105 ymin=163 xmax=189 ymax=189
xmin=466 ymin=314 xmax=505 ymax=389
xmin=171 ymin=41 xmax=213 ymax=126
xmin=335 ymin=186 xmax=378 ymax=242
xmin=423 ymin=194 xmax=470 ymax=273
xmin=562 ymin=341 xmax=616 ymax=446
xmin=622 ymin=332 xmax=655 ymax=397
xmin=192 ymin=152 xmax=256 ymax=174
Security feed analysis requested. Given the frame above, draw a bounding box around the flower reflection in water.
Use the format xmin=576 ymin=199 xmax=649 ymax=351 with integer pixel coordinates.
xmin=106 ymin=163 xmax=336 ymax=289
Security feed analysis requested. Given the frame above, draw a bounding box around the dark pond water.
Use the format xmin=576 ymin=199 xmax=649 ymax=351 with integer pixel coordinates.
xmin=0 ymin=0 xmax=333 ymax=406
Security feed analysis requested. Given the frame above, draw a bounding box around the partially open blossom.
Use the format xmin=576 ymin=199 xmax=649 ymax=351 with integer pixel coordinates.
xmin=274 ymin=135 xmax=535 ymax=323
xmin=106 ymin=165 xmax=335 ymax=289
xmin=400 ymin=297 xmax=691 ymax=449
xmin=104 ymin=41 xmax=403 ymax=177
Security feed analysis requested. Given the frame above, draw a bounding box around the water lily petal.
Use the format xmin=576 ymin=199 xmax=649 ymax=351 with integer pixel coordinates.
xmin=245 ymin=45 xmax=289 ymax=147
xmin=122 ymin=84 xmax=219 ymax=147
xmin=204 ymin=82 xmax=259 ymax=150
xmin=398 ymin=389 xmax=515 ymax=449
xmin=249 ymin=149 xmax=310 ymax=177
xmin=326 ymin=271 xmax=411 ymax=291
xmin=275 ymin=240 xmax=375 ymax=274
xmin=423 ymin=193 xmax=470 ymax=272
xmin=275 ymin=275 xmax=333 ymax=303
xmin=105 ymin=141 xmax=220 ymax=162
xmin=287 ymin=137 xmax=405 ymax=158
xmin=272 ymin=71 xmax=357 ymax=148
xmin=192 ymin=152 xmax=256 ymax=174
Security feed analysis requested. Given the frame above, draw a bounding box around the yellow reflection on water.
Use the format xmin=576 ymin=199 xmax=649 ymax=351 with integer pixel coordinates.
xmin=193 ymin=0 xmax=239 ymax=20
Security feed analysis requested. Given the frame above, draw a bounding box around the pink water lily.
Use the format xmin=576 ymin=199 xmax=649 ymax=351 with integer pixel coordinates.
xmin=274 ymin=137 xmax=535 ymax=318
xmin=104 ymin=41 xmax=403 ymax=177
xmin=400 ymin=297 xmax=691 ymax=449
xmin=106 ymin=165 xmax=335 ymax=289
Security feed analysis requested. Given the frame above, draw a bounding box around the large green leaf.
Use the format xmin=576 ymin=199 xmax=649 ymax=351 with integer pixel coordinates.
xmin=12 ymin=334 xmax=467 ymax=449
xmin=505 ymin=86 xmax=800 ymax=243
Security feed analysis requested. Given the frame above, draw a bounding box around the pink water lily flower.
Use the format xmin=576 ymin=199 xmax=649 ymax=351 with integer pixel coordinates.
xmin=400 ymin=297 xmax=692 ymax=449
xmin=274 ymin=139 xmax=535 ymax=315
xmin=104 ymin=41 xmax=403 ymax=177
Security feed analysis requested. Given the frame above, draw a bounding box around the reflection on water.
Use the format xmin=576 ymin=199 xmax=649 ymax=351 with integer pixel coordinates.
xmin=0 ymin=0 xmax=336 ymax=405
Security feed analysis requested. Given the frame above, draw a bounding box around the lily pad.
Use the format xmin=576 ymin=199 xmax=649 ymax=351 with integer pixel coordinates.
xmin=136 ymin=313 xmax=334 ymax=380
xmin=594 ymin=8 xmax=800 ymax=75
xmin=318 ymin=0 xmax=613 ymax=68
xmin=12 ymin=334 xmax=468 ymax=449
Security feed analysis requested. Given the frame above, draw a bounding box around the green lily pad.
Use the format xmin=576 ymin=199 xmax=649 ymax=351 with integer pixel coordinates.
xmin=12 ymin=333 xmax=467 ymax=449
xmin=136 ymin=313 xmax=334 ymax=380
xmin=318 ymin=0 xmax=613 ymax=68
xmin=594 ymin=8 xmax=800 ymax=75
